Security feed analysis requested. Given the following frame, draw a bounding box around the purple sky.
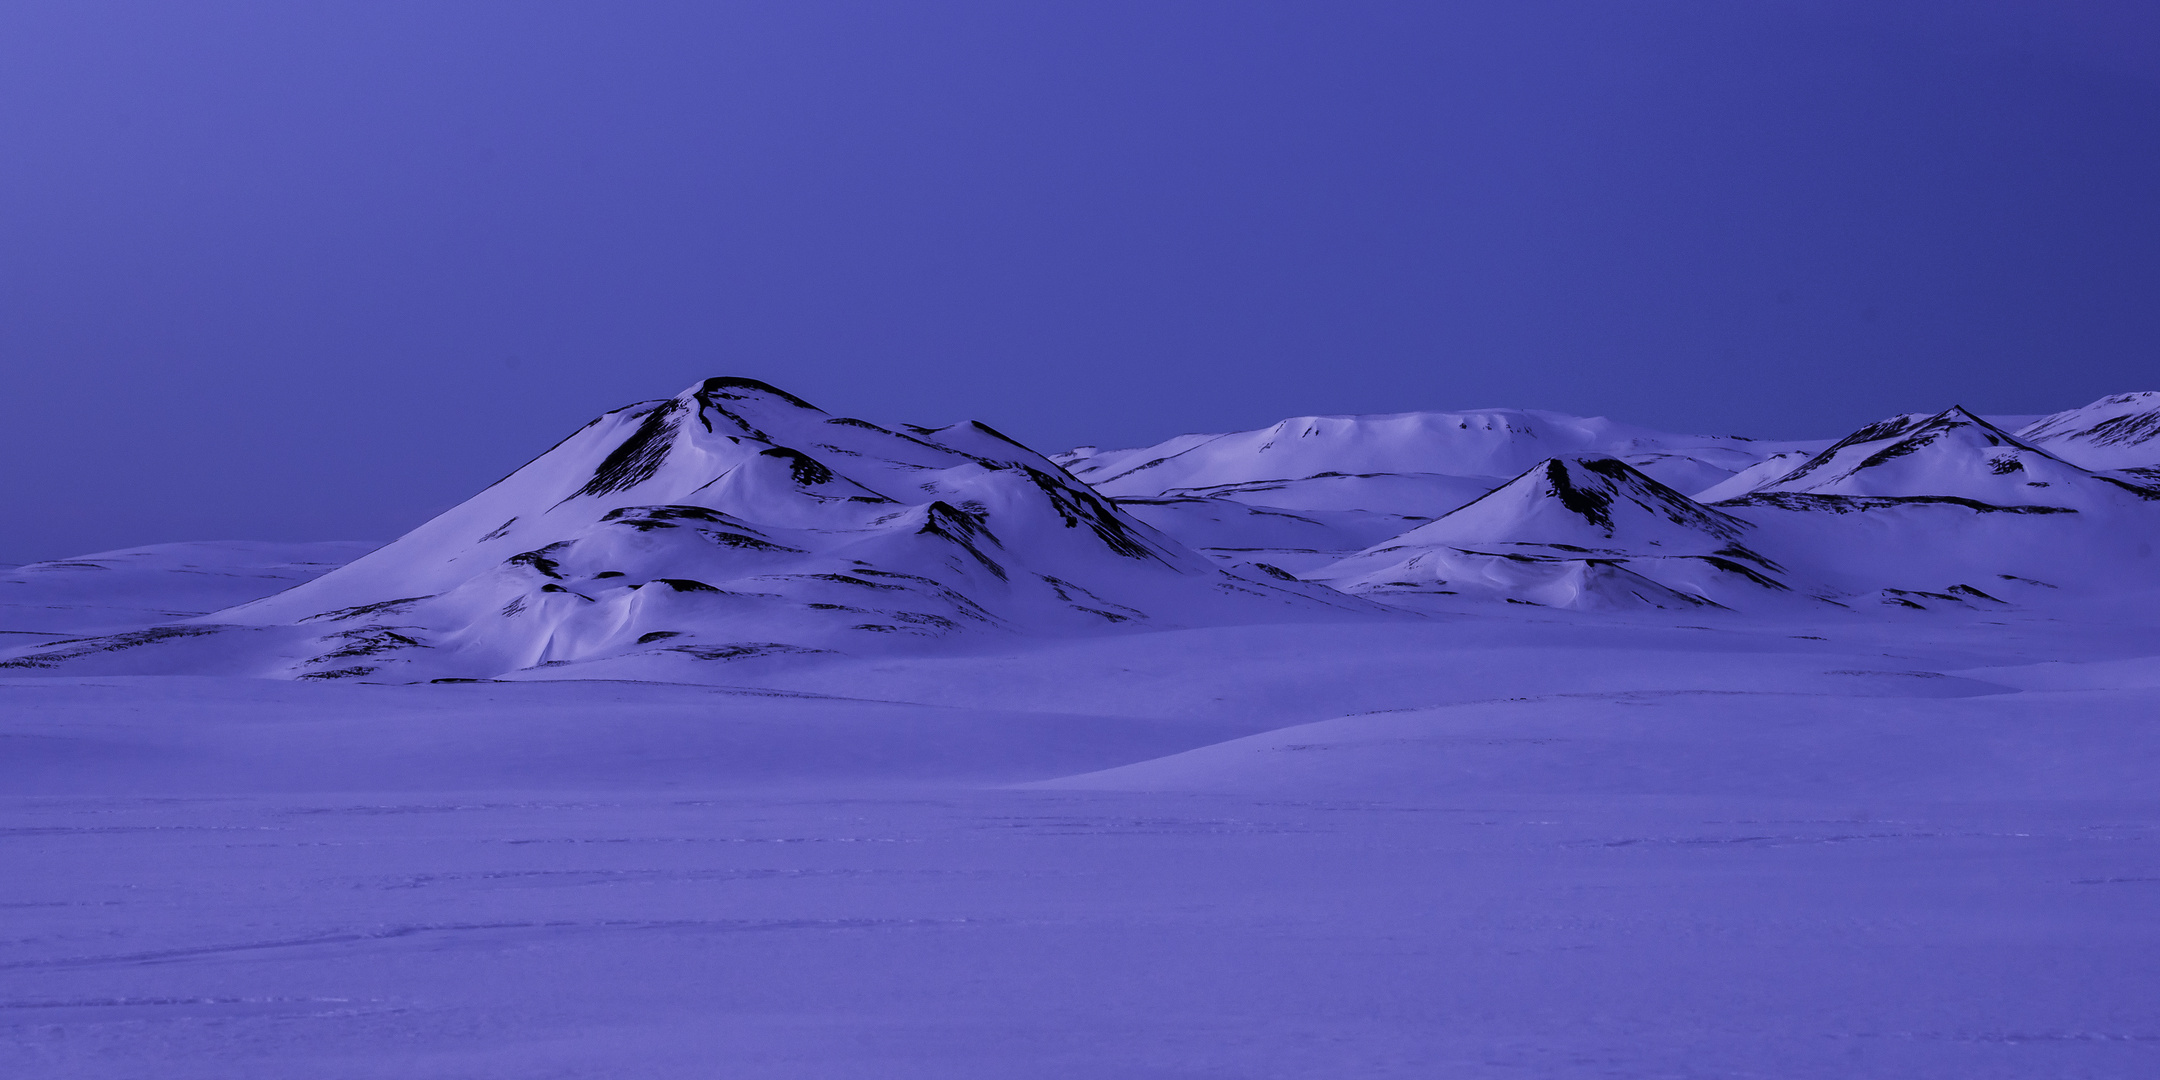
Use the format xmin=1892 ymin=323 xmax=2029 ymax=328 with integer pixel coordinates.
xmin=5 ymin=1 xmax=2158 ymax=561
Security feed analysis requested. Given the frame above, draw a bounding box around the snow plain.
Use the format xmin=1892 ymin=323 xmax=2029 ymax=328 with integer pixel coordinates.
xmin=5 ymin=383 xmax=2160 ymax=1077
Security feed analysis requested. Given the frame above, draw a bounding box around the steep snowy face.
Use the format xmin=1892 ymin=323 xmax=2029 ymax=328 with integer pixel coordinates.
xmin=2016 ymin=391 xmax=2160 ymax=472
xmin=1311 ymin=457 xmax=1789 ymax=611
xmin=1717 ymin=407 xmax=2160 ymax=510
xmin=39 ymin=378 xmax=1356 ymax=681
xmin=1056 ymin=409 xmax=1820 ymax=508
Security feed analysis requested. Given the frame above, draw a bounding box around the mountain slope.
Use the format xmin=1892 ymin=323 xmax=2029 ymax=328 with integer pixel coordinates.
xmin=2016 ymin=391 xmax=2160 ymax=472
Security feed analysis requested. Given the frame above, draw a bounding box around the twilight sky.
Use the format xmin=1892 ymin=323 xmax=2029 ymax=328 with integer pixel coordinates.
xmin=4 ymin=1 xmax=2158 ymax=561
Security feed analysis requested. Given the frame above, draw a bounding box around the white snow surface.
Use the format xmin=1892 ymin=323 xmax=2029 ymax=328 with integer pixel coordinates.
xmin=6 ymin=612 xmax=2160 ymax=1078
xmin=6 ymin=381 xmax=2160 ymax=1076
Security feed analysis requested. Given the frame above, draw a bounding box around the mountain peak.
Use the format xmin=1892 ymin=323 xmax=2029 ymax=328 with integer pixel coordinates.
xmin=693 ymin=376 xmax=821 ymax=411
xmin=1305 ymin=457 xmax=1779 ymax=611
xmin=156 ymin=376 xmax=1357 ymax=681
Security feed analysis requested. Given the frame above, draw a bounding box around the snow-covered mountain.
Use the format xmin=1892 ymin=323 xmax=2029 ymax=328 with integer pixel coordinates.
xmin=1056 ymin=408 xmax=1824 ymax=570
xmin=1310 ymin=457 xmax=1793 ymax=611
xmin=1059 ymin=408 xmax=1819 ymax=506
xmin=1303 ymin=403 xmax=2160 ymax=613
xmin=1698 ymin=407 xmax=2160 ymax=510
xmin=8 ymin=381 xmax=2160 ymax=680
xmin=0 ymin=379 xmax=1365 ymax=681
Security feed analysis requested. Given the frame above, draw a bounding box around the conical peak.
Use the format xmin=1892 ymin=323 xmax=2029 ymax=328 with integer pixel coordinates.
xmin=1528 ymin=455 xmax=1741 ymax=537
xmin=1728 ymin=396 xmax=2160 ymax=508
xmin=1915 ymin=406 xmax=2022 ymax=441
xmin=1772 ymin=406 xmax=2038 ymax=491
xmin=1528 ymin=457 xmax=1633 ymax=533
xmin=1409 ymin=454 xmax=1746 ymax=547
xmin=1872 ymin=407 xmax=2031 ymax=455
xmin=1502 ymin=453 xmax=1671 ymax=492
xmin=1839 ymin=406 xmax=2022 ymax=448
